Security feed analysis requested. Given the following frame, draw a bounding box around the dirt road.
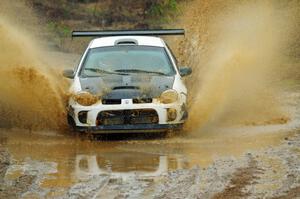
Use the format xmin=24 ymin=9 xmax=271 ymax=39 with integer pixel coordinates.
xmin=0 ymin=0 xmax=300 ymax=198
xmin=0 ymin=99 xmax=300 ymax=198
xmin=0 ymin=90 xmax=300 ymax=198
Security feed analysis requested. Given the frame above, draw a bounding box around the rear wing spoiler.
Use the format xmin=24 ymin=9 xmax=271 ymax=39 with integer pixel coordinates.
xmin=72 ymin=29 xmax=185 ymax=37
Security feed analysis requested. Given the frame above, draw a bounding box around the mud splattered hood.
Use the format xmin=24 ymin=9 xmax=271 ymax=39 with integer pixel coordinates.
xmin=79 ymin=74 xmax=175 ymax=99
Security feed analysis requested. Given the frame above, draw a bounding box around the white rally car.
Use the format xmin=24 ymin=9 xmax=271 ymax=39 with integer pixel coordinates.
xmin=63 ymin=29 xmax=192 ymax=133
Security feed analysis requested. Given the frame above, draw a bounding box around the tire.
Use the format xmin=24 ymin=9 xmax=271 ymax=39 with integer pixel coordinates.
xmin=67 ymin=115 xmax=76 ymax=132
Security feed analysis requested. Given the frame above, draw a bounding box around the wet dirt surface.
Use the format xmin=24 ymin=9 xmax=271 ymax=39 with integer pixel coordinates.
xmin=0 ymin=106 xmax=299 ymax=198
xmin=0 ymin=0 xmax=300 ymax=198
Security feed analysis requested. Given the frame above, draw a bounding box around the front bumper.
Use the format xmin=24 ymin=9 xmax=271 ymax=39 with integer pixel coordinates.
xmin=70 ymin=99 xmax=186 ymax=123
xmin=75 ymin=123 xmax=183 ymax=134
xmin=68 ymin=98 xmax=188 ymax=133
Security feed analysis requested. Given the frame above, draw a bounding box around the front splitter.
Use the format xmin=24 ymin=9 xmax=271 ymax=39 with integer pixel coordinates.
xmin=75 ymin=123 xmax=183 ymax=134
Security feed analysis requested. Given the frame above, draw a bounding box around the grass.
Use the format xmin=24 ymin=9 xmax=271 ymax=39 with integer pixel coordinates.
xmin=47 ymin=22 xmax=71 ymax=38
xmin=148 ymin=0 xmax=179 ymax=24
xmin=28 ymin=0 xmax=182 ymax=52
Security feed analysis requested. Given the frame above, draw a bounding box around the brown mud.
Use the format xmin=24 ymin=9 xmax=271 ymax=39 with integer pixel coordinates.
xmin=0 ymin=122 xmax=299 ymax=198
xmin=169 ymin=0 xmax=300 ymax=131
xmin=212 ymin=157 xmax=262 ymax=199
xmin=0 ymin=0 xmax=300 ymax=198
xmin=0 ymin=18 xmax=69 ymax=130
xmin=0 ymin=0 xmax=299 ymax=132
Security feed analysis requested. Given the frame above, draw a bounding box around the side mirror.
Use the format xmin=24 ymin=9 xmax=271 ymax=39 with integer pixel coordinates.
xmin=63 ymin=69 xmax=75 ymax=79
xmin=179 ymin=67 xmax=192 ymax=77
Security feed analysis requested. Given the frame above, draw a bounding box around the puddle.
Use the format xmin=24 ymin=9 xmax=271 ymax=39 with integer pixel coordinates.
xmin=0 ymin=124 xmax=293 ymax=192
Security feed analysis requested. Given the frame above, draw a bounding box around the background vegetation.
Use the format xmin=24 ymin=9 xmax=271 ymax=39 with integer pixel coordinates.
xmin=25 ymin=0 xmax=181 ymax=51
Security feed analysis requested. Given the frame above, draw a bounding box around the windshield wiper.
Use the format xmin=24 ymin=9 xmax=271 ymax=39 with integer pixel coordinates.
xmin=114 ymin=69 xmax=166 ymax=76
xmin=84 ymin=68 xmax=128 ymax=76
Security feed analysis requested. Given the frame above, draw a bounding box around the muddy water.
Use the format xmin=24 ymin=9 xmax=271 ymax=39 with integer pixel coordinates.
xmin=0 ymin=119 xmax=298 ymax=195
xmin=0 ymin=0 xmax=299 ymax=197
xmin=0 ymin=19 xmax=68 ymax=130
xmin=0 ymin=0 xmax=298 ymax=131
xmin=169 ymin=0 xmax=300 ymax=131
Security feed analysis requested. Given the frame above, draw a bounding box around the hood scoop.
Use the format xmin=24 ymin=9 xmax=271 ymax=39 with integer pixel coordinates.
xmin=113 ymin=86 xmax=140 ymax=90
xmin=79 ymin=75 xmax=175 ymax=97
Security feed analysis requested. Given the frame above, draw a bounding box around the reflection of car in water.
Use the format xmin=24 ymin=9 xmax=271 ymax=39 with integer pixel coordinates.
xmin=75 ymin=152 xmax=187 ymax=180
xmin=63 ymin=29 xmax=192 ymax=134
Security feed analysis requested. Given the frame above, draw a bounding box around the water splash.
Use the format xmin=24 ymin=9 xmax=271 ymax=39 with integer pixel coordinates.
xmin=170 ymin=0 xmax=299 ymax=131
xmin=0 ymin=19 xmax=67 ymax=130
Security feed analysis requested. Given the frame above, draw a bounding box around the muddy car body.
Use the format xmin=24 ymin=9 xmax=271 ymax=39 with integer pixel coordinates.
xmin=63 ymin=30 xmax=192 ymax=133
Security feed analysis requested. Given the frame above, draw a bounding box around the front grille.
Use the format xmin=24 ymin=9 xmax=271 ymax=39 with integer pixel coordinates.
xmin=102 ymin=99 xmax=121 ymax=105
xmin=97 ymin=109 xmax=159 ymax=125
xmin=102 ymin=98 xmax=152 ymax=105
xmin=133 ymin=98 xmax=153 ymax=104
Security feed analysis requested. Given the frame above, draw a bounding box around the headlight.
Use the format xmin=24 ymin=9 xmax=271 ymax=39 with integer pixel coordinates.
xmin=167 ymin=108 xmax=177 ymax=121
xmin=72 ymin=91 xmax=99 ymax=106
xmin=159 ymin=89 xmax=179 ymax=104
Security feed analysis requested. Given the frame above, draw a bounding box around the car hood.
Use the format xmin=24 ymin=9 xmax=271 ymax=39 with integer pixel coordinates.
xmin=79 ymin=74 xmax=175 ymax=99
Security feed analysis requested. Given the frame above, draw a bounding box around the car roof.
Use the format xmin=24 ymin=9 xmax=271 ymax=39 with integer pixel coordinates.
xmin=89 ymin=36 xmax=165 ymax=48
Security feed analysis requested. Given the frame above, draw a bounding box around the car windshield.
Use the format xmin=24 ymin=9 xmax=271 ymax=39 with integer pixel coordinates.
xmin=80 ymin=46 xmax=176 ymax=77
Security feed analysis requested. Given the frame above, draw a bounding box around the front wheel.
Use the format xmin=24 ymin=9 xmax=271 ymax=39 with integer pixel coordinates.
xmin=67 ymin=115 xmax=76 ymax=132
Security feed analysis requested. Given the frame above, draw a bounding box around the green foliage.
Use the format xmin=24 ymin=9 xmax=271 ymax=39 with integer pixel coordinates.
xmin=149 ymin=0 xmax=179 ymax=17
xmin=47 ymin=22 xmax=71 ymax=38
